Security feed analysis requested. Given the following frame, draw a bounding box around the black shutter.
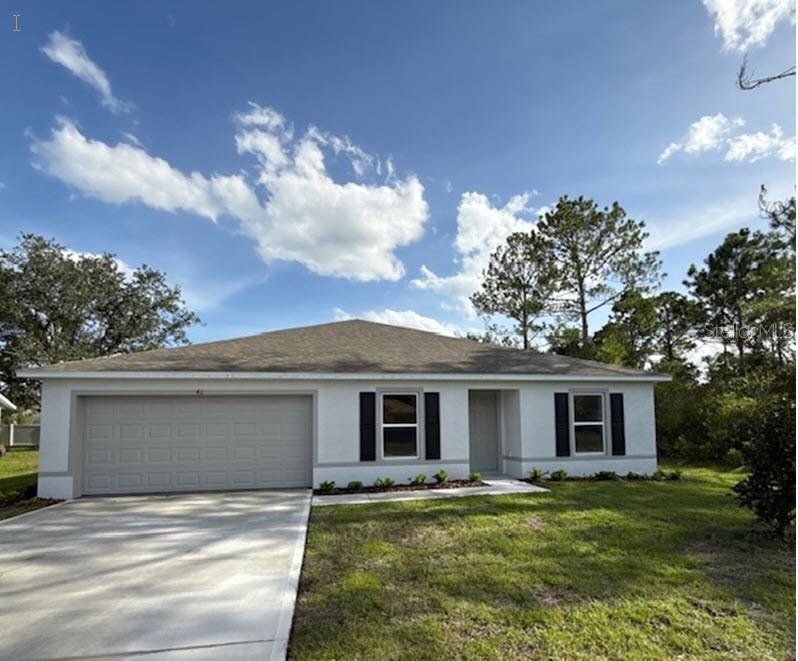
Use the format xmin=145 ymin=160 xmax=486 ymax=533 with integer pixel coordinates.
xmin=554 ymin=392 xmax=570 ymax=457
xmin=424 ymin=392 xmax=441 ymax=460
xmin=359 ymin=392 xmax=376 ymax=461
xmin=610 ymin=393 xmax=626 ymax=456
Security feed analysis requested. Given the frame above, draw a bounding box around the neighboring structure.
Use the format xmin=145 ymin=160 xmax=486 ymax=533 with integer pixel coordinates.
xmin=19 ymin=320 xmax=669 ymax=500
xmin=0 ymin=393 xmax=17 ymax=431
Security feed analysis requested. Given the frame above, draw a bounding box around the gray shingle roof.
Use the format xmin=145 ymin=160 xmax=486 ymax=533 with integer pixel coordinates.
xmin=25 ymin=320 xmax=665 ymax=378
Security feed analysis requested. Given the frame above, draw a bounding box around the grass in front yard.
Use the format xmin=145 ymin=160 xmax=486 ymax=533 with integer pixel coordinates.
xmin=0 ymin=448 xmax=51 ymax=521
xmin=291 ymin=465 xmax=795 ymax=660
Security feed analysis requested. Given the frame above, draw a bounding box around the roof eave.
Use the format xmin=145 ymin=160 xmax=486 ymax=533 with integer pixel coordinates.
xmin=17 ymin=369 xmax=672 ymax=383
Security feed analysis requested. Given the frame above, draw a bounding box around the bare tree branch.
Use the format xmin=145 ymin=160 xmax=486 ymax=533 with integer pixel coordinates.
xmin=737 ymin=55 xmax=796 ymax=90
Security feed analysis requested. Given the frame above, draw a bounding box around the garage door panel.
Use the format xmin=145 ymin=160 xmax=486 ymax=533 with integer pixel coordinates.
xmin=82 ymin=396 xmax=312 ymax=495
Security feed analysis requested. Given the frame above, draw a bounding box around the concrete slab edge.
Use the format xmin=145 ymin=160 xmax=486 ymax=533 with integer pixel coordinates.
xmin=312 ymin=483 xmax=548 ymax=507
xmin=269 ymin=489 xmax=312 ymax=661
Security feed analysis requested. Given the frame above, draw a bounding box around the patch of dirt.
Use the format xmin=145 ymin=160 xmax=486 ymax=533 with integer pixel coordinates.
xmin=531 ymin=588 xmax=580 ymax=608
xmin=527 ymin=514 xmax=546 ymax=531
xmin=687 ymin=597 xmax=739 ymax=618
xmin=0 ymin=497 xmax=61 ymax=520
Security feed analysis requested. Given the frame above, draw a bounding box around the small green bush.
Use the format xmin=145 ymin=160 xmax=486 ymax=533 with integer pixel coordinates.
xmin=318 ymin=480 xmax=335 ymax=492
xmin=468 ymin=471 xmax=481 ymax=482
xmin=528 ymin=468 xmax=547 ymax=482
xmin=549 ymin=469 xmax=567 ymax=482
xmin=653 ymin=468 xmax=667 ymax=481
xmin=667 ymin=469 xmax=683 ymax=481
xmin=433 ymin=469 xmax=448 ymax=484
xmin=382 ymin=477 xmax=395 ymax=488
xmin=625 ymin=471 xmax=646 ymax=480
xmin=594 ymin=470 xmax=618 ymax=481
xmin=408 ymin=474 xmax=427 ymax=486
xmin=347 ymin=480 xmax=363 ymax=491
xmin=373 ymin=478 xmax=384 ymax=488
xmin=724 ymin=447 xmax=745 ymax=467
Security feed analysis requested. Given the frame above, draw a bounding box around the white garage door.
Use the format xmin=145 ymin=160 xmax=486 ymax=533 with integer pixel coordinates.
xmin=82 ymin=395 xmax=312 ymax=495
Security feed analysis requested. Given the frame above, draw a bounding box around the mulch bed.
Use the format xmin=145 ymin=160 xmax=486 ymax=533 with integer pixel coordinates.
xmin=0 ymin=497 xmax=61 ymax=521
xmin=314 ymin=479 xmax=487 ymax=496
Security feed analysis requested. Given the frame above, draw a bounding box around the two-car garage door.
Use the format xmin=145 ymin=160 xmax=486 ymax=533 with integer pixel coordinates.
xmin=82 ymin=395 xmax=312 ymax=495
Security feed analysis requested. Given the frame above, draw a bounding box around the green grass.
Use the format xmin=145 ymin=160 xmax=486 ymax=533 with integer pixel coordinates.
xmin=290 ymin=465 xmax=795 ymax=660
xmin=0 ymin=447 xmax=44 ymax=521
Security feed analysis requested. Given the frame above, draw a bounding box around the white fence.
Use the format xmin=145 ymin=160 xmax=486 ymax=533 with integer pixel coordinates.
xmin=0 ymin=424 xmax=40 ymax=447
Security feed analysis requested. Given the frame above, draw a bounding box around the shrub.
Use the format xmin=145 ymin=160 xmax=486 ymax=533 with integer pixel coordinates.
xmin=724 ymin=447 xmax=745 ymax=468
xmin=382 ymin=477 xmax=395 ymax=488
xmin=667 ymin=470 xmax=683 ymax=481
xmin=372 ymin=478 xmax=384 ymax=488
xmin=625 ymin=471 xmax=645 ymax=480
xmin=433 ymin=470 xmax=448 ymax=484
xmin=528 ymin=468 xmax=547 ymax=482
xmin=732 ymin=395 xmax=796 ymax=537
xmin=468 ymin=471 xmax=481 ymax=482
xmin=653 ymin=469 xmax=667 ymax=481
xmin=347 ymin=480 xmax=363 ymax=491
xmin=549 ymin=469 xmax=567 ymax=482
xmin=318 ymin=480 xmax=335 ymax=492
xmin=594 ymin=470 xmax=618 ymax=481
xmin=408 ymin=474 xmax=427 ymax=486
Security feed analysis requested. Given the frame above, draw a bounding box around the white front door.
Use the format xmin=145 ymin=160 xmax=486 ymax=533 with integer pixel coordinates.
xmin=81 ymin=395 xmax=312 ymax=495
xmin=469 ymin=391 xmax=499 ymax=473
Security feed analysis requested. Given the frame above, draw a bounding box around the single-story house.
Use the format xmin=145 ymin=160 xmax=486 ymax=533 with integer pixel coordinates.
xmin=20 ymin=320 xmax=669 ymax=500
xmin=0 ymin=392 xmax=17 ymax=428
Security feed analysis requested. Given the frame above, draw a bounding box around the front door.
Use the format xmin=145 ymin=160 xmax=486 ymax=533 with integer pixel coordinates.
xmin=469 ymin=391 xmax=499 ymax=473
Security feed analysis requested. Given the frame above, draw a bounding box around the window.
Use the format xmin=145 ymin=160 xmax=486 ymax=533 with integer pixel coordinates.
xmin=382 ymin=393 xmax=418 ymax=458
xmin=572 ymin=393 xmax=605 ymax=454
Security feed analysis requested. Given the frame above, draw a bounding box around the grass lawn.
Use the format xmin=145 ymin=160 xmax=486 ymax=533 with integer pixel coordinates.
xmin=0 ymin=447 xmax=50 ymax=521
xmin=291 ymin=465 xmax=795 ymax=660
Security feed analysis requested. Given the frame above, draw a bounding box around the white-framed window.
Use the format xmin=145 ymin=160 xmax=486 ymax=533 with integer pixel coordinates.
xmin=571 ymin=392 xmax=605 ymax=454
xmin=381 ymin=392 xmax=419 ymax=458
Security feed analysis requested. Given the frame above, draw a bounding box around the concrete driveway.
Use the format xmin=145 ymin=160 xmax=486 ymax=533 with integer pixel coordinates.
xmin=0 ymin=490 xmax=311 ymax=661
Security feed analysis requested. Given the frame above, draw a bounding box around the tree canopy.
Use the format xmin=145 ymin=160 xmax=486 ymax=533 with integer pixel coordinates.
xmin=0 ymin=234 xmax=200 ymax=410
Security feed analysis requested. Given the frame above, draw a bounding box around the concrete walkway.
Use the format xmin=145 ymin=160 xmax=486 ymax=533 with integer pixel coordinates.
xmin=313 ymin=476 xmax=547 ymax=506
xmin=0 ymin=490 xmax=311 ymax=661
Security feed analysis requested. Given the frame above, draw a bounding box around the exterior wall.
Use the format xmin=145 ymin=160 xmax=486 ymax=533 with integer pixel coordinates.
xmin=35 ymin=376 xmax=658 ymax=499
xmin=507 ymin=381 xmax=657 ymax=478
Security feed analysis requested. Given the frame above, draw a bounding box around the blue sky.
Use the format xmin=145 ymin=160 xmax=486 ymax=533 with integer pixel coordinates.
xmin=1 ymin=1 xmax=795 ymax=343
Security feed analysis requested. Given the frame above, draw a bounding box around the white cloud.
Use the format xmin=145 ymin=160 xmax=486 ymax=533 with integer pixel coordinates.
xmin=411 ymin=191 xmax=538 ymax=316
xmin=702 ymin=0 xmax=794 ymax=52
xmin=41 ymin=31 xmax=130 ymax=114
xmin=30 ymin=105 xmax=429 ymax=282
xmin=657 ymin=113 xmax=744 ymax=164
xmin=724 ymin=123 xmax=795 ymax=162
xmin=658 ymin=113 xmax=794 ymax=164
xmin=333 ymin=307 xmax=461 ymax=336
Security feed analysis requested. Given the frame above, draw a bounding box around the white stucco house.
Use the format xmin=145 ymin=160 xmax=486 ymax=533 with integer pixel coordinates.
xmin=20 ymin=320 xmax=669 ymax=500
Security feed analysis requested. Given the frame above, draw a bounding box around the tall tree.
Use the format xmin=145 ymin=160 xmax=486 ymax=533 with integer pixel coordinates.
xmin=653 ymin=291 xmax=702 ymax=366
xmin=593 ymin=290 xmax=658 ymax=368
xmin=470 ymin=232 xmax=551 ymax=350
xmin=534 ymin=196 xmax=661 ymax=347
xmin=0 ymin=235 xmax=200 ymax=410
xmin=685 ymin=228 xmax=787 ymax=373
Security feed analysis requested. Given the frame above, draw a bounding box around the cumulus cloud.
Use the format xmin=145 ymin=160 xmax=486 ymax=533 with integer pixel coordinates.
xmin=41 ymin=31 xmax=131 ymax=114
xmin=657 ymin=113 xmax=744 ymax=164
xmin=724 ymin=123 xmax=796 ymax=162
xmin=333 ymin=307 xmax=461 ymax=336
xmin=658 ymin=113 xmax=794 ymax=164
xmin=411 ymin=191 xmax=538 ymax=316
xmin=30 ymin=104 xmax=429 ymax=282
xmin=702 ymin=0 xmax=794 ymax=52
